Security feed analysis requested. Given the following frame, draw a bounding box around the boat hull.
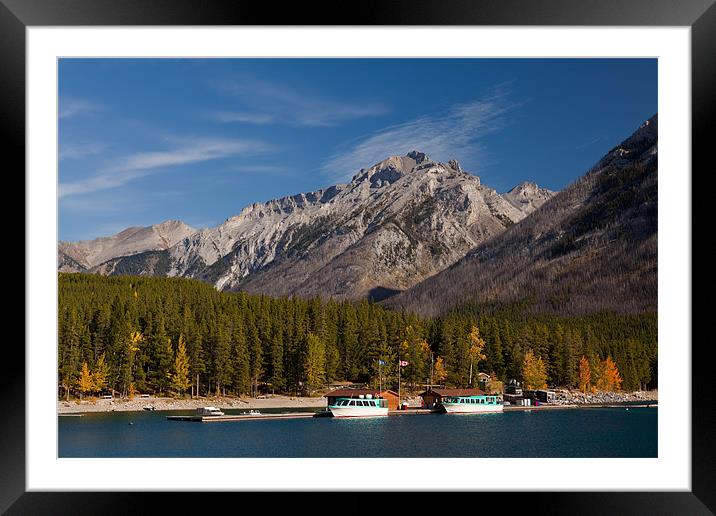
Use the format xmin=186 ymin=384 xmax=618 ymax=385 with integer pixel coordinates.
xmin=329 ymin=406 xmax=389 ymax=418
xmin=442 ymin=403 xmax=504 ymax=414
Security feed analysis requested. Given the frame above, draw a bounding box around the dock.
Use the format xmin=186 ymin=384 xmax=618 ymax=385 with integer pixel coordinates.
xmin=167 ymin=412 xmax=317 ymax=422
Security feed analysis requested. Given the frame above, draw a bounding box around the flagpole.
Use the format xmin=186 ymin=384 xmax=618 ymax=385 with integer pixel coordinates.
xmin=398 ymin=359 xmax=401 ymax=409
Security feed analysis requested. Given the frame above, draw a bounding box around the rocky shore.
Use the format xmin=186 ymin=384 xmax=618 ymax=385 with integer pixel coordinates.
xmin=58 ymin=394 xmax=326 ymax=414
xmin=58 ymin=389 xmax=657 ymax=414
xmin=550 ymin=389 xmax=658 ymax=405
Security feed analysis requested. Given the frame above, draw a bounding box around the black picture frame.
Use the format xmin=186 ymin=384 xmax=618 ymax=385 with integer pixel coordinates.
xmin=4 ymin=0 xmax=711 ymax=513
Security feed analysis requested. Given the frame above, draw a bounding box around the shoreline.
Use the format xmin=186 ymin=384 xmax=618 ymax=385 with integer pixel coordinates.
xmin=58 ymin=395 xmax=326 ymax=414
xmin=58 ymin=391 xmax=657 ymax=415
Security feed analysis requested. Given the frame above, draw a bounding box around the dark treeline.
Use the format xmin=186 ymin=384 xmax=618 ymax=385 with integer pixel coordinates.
xmin=58 ymin=274 xmax=657 ymax=399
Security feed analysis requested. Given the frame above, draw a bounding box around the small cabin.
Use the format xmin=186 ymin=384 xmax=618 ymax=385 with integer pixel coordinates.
xmin=418 ymin=388 xmax=492 ymax=410
xmin=477 ymin=372 xmax=491 ymax=388
xmin=324 ymin=389 xmax=400 ymax=411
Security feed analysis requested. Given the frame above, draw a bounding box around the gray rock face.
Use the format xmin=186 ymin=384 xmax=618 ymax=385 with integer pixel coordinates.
xmin=60 ymin=152 xmax=555 ymax=300
xmin=503 ymin=181 xmax=555 ymax=213
xmin=58 ymin=220 xmax=196 ymax=272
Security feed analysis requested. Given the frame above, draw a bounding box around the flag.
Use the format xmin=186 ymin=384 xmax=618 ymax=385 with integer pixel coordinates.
xmin=399 ymin=360 xmax=409 ymax=367
xmin=378 ymin=360 xmax=386 ymax=366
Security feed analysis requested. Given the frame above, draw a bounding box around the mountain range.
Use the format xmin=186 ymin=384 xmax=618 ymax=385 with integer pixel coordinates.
xmin=59 ymin=150 xmax=554 ymax=301
xmin=59 ymin=115 xmax=657 ymax=317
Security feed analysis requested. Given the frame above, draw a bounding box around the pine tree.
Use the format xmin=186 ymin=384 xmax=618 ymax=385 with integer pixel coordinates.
xmin=269 ymin=326 xmax=285 ymax=393
xmin=212 ymin=313 xmax=233 ymax=396
xmin=304 ymin=332 xmax=326 ymax=395
xmin=247 ymin=318 xmax=263 ymax=397
xmin=231 ymin=318 xmax=251 ymax=396
xmin=339 ymin=306 xmax=359 ymax=380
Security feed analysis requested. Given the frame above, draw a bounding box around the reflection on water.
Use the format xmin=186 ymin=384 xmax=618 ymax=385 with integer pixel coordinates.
xmin=59 ymin=407 xmax=657 ymax=458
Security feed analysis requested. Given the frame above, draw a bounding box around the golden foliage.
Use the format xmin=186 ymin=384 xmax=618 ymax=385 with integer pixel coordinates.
xmin=468 ymin=326 xmax=486 ymax=363
xmin=596 ymin=356 xmax=623 ymax=392
xmin=522 ymin=349 xmax=548 ymax=390
xmin=578 ymin=356 xmax=591 ymax=393
xmin=128 ymin=331 xmax=144 ymax=353
xmin=77 ymin=362 xmax=93 ymax=396
xmin=433 ymin=356 xmax=448 ymax=383
xmin=170 ymin=334 xmax=191 ymax=396
xmin=92 ymin=354 xmax=109 ymax=393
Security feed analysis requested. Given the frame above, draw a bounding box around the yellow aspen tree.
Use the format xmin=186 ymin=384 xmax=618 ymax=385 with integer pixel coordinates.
xmin=171 ymin=335 xmax=191 ymax=397
xmin=77 ymin=362 xmax=93 ymax=399
xmin=433 ymin=356 xmax=448 ymax=384
xmin=578 ymin=356 xmax=591 ymax=393
xmin=468 ymin=326 xmax=486 ymax=386
xmin=522 ymin=349 xmax=548 ymax=390
xmin=92 ymin=353 xmax=109 ymax=394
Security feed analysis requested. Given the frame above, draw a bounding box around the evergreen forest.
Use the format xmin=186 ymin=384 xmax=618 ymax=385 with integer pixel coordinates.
xmin=58 ymin=273 xmax=657 ymax=399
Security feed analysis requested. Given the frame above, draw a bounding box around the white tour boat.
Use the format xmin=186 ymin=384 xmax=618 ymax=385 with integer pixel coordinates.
xmin=196 ymin=406 xmax=224 ymax=416
xmin=440 ymin=394 xmax=504 ymax=414
xmin=328 ymin=394 xmax=389 ymax=418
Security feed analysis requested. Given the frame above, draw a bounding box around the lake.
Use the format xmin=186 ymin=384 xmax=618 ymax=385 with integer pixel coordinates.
xmin=58 ymin=406 xmax=657 ymax=458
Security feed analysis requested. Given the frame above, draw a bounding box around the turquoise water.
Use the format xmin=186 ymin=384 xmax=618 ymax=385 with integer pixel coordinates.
xmin=58 ymin=406 xmax=657 ymax=458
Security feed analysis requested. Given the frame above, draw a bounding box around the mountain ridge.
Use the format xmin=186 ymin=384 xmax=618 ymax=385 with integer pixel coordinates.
xmin=60 ymin=152 xmax=556 ymax=300
xmin=385 ymin=115 xmax=658 ymax=317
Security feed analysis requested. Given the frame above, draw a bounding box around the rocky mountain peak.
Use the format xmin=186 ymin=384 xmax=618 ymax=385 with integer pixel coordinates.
xmin=447 ymin=159 xmax=463 ymax=173
xmin=406 ymin=150 xmax=430 ymax=163
xmin=351 ymin=154 xmax=417 ymax=188
xmin=503 ymin=181 xmax=555 ymax=212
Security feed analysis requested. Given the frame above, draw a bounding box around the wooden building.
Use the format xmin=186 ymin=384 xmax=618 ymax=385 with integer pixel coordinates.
xmin=418 ymin=388 xmax=487 ymax=410
xmin=477 ymin=372 xmax=491 ymax=389
xmin=325 ymin=389 xmax=400 ymax=411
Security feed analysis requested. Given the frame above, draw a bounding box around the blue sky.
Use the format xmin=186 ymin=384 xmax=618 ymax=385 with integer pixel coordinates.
xmin=59 ymin=58 xmax=657 ymax=241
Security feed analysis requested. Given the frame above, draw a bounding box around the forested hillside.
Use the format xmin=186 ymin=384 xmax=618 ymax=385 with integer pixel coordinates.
xmin=388 ymin=115 xmax=658 ymax=317
xmin=58 ymin=274 xmax=657 ymax=399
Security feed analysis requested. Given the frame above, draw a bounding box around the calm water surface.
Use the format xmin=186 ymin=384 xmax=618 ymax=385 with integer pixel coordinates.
xmin=59 ymin=406 xmax=657 ymax=458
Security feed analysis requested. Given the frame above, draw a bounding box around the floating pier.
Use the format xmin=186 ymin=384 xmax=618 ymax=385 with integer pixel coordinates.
xmin=167 ymin=412 xmax=317 ymax=422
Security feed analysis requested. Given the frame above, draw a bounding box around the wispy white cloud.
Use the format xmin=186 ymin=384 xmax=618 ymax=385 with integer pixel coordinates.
xmin=320 ymin=91 xmax=518 ymax=181
xmin=212 ymin=77 xmax=389 ymax=127
xmin=59 ymin=98 xmax=103 ymax=119
xmin=59 ymin=137 xmax=271 ymax=198
xmin=59 ymin=142 xmax=109 ymax=160
xmin=211 ymin=111 xmax=278 ymax=125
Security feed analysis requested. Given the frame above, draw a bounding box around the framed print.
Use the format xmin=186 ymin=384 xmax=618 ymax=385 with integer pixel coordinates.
xmin=5 ymin=0 xmax=713 ymax=513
